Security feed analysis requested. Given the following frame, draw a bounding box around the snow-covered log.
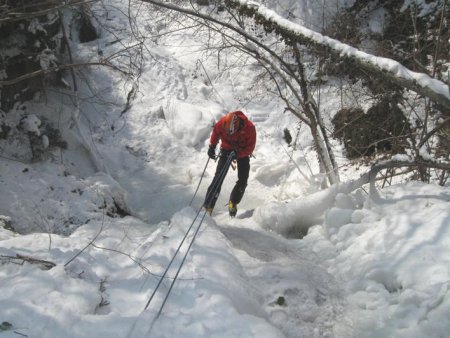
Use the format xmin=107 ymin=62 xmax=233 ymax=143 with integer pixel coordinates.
xmin=225 ymin=0 xmax=450 ymax=111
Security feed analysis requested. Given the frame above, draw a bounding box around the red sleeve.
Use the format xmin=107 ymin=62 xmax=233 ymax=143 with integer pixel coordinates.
xmin=238 ymin=124 xmax=256 ymax=158
xmin=209 ymin=118 xmax=223 ymax=147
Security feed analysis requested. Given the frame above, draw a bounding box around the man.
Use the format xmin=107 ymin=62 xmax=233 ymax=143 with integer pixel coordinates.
xmin=203 ymin=110 xmax=256 ymax=217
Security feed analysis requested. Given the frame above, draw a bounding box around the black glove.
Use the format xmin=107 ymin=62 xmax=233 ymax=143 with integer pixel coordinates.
xmin=207 ymin=145 xmax=216 ymax=159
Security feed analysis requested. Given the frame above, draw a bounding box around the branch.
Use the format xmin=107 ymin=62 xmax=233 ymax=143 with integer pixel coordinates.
xmin=154 ymin=6 xmax=312 ymax=120
xmin=138 ymin=0 xmax=299 ymax=82
xmin=368 ymin=159 xmax=450 ymax=201
xmin=90 ymin=243 xmax=164 ymax=277
xmin=211 ymin=24 xmax=310 ymax=122
xmin=0 ymin=254 xmax=56 ymax=270
xmin=417 ymin=117 xmax=450 ymax=149
xmin=0 ymin=61 xmax=124 ymax=87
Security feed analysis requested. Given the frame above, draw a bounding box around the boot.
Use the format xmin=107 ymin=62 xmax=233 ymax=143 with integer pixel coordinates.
xmin=228 ymin=201 xmax=237 ymax=217
xmin=204 ymin=206 xmax=214 ymax=216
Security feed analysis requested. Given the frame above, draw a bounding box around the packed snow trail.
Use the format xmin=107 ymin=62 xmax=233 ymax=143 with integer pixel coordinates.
xmin=214 ymin=212 xmax=345 ymax=337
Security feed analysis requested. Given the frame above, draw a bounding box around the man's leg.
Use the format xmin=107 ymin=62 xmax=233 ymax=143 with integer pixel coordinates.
xmin=229 ymin=156 xmax=250 ymax=209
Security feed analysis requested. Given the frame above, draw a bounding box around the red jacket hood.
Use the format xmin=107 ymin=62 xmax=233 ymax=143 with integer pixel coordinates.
xmin=209 ymin=111 xmax=256 ymax=158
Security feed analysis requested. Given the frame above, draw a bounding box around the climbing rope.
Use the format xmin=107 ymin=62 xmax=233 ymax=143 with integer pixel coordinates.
xmin=189 ymin=157 xmax=210 ymax=206
xmin=144 ymin=151 xmax=235 ymax=315
xmin=143 ymin=206 xmax=204 ymax=311
xmin=203 ymin=150 xmax=235 ymax=208
xmin=155 ymin=210 xmax=208 ymax=318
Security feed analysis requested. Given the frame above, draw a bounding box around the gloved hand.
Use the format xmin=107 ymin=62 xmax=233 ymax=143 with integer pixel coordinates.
xmin=207 ymin=145 xmax=216 ymax=159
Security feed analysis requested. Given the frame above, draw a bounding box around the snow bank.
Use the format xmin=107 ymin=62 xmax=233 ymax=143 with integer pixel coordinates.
xmin=303 ymin=182 xmax=450 ymax=337
xmin=164 ymin=99 xmax=214 ymax=147
xmin=0 ymin=207 xmax=283 ymax=338
xmin=255 ymin=178 xmax=450 ymax=337
xmin=0 ymin=160 xmax=129 ymax=235
xmin=254 ymin=176 xmax=366 ymax=237
xmin=1 ymin=1 xmax=449 ymax=337
xmin=143 ymin=207 xmax=284 ymax=338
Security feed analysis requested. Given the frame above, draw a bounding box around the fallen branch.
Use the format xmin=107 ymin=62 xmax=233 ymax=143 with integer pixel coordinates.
xmin=0 ymin=254 xmax=56 ymax=270
xmin=368 ymin=159 xmax=450 ymax=201
xmin=0 ymin=61 xmax=124 ymax=87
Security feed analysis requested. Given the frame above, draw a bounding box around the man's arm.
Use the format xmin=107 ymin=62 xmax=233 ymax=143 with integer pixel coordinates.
xmin=240 ymin=124 xmax=256 ymax=158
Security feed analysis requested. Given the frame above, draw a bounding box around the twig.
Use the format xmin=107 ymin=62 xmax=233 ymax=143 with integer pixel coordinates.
xmin=64 ymin=206 xmax=106 ymax=267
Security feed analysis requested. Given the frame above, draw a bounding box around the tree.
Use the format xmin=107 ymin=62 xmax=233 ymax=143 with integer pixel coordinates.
xmin=137 ymin=0 xmax=342 ymax=185
xmin=0 ymin=0 xmax=142 ymax=167
xmin=135 ymin=0 xmax=449 ymax=187
xmin=324 ymin=0 xmax=449 ymax=185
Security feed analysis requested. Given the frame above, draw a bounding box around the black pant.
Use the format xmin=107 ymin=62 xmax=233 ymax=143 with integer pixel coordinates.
xmin=204 ymin=151 xmax=250 ymax=210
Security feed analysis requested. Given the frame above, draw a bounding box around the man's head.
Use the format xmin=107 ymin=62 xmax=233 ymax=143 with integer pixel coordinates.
xmin=223 ymin=111 xmax=242 ymax=135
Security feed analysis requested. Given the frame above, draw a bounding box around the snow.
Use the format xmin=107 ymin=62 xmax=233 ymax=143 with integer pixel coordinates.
xmin=28 ymin=18 xmax=47 ymax=35
xmin=318 ymin=182 xmax=450 ymax=337
xmin=368 ymin=8 xmax=388 ymax=34
xmin=164 ymin=100 xmax=214 ymax=147
xmin=401 ymin=0 xmax=438 ymax=17
xmin=21 ymin=114 xmax=41 ymax=135
xmin=37 ymin=49 xmax=58 ymax=70
xmin=0 ymin=1 xmax=449 ymax=338
xmin=240 ymin=0 xmax=450 ymax=101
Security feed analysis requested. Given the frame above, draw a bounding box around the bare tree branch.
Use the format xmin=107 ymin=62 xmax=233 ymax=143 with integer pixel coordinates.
xmin=0 ymin=62 xmax=126 ymax=87
xmin=418 ymin=117 xmax=450 ymax=149
xmin=368 ymin=159 xmax=450 ymax=199
xmin=0 ymin=0 xmax=99 ymax=23
xmin=0 ymin=254 xmax=56 ymax=270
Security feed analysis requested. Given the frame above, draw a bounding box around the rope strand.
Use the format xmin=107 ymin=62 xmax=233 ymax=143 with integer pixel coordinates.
xmin=189 ymin=157 xmax=210 ymax=206
xmin=144 ymin=151 xmax=235 ymax=312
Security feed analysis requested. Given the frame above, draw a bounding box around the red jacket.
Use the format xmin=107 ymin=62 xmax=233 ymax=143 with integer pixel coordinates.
xmin=210 ymin=111 xmax=256 ymax=158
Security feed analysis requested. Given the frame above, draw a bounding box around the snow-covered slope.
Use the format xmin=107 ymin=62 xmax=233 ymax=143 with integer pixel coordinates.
xmin=0 ymin=1 xmax=449 ymax=338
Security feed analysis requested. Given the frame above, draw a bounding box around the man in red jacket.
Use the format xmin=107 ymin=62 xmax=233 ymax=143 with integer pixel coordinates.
xmin=203 ymin=110 xmax=256 ymax=217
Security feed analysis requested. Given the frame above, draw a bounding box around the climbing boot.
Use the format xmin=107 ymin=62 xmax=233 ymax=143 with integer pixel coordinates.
xmin=228 ymin=201 xmax=237 ymax=217
xmin=205 ymin=207 xmax=214 ymax=216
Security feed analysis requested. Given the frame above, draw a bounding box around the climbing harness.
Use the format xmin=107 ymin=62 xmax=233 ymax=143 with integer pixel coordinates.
xmin=231 ymin=159 xmax=237 ymax=170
